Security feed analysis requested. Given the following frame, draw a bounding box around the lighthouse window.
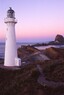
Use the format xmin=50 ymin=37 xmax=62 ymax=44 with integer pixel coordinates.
xmin=7 ymin=13 xmax=15 ymax=18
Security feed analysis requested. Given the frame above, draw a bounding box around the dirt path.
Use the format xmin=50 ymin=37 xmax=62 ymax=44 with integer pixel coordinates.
xmin=37 ymin=65 xmax=64 ymax=88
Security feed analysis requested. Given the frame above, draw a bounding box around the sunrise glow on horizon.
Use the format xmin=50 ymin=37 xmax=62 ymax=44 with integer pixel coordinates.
xmin=0 ymin=0 xmax=64 ymax=43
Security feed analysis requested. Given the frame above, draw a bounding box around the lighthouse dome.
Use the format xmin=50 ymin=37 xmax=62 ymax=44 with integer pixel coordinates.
xmin=7 ymin=7 xmax=15 ymax=18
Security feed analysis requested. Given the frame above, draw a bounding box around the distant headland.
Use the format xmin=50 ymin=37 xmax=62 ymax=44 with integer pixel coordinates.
xmin=32 ymin=34 xmax=64 ymax=47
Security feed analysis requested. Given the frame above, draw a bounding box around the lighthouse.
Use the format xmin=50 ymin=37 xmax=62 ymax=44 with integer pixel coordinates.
xmin=4 ymin=7 xmax=21 ymax=66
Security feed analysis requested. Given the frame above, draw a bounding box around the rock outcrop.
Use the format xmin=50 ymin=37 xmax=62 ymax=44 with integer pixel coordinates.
xmin=55 ymin=34 xmax=64 ymax=43
xmin=44 ymin=47 xmax=64 ymax=59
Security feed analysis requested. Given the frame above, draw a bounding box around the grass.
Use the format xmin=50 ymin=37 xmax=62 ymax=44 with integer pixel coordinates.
xmin=0 ymin=60 xmax=64 ymax=95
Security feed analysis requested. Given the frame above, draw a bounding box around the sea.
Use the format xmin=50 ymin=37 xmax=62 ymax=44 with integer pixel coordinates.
xmin=0 ymin=43 xmax=23 ymax=59
xmin=0 ymin=43 xmax=64 ymax=59
xmin=0 ymin=42 xmax=35 ymax=59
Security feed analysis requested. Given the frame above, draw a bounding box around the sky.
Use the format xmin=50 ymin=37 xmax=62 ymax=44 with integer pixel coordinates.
xmin=0 ymin=0 xmax=64 ymax=43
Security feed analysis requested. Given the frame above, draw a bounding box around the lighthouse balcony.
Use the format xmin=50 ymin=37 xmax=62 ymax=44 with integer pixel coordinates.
xmin=4 ymin=18 xmax=17 ymax=23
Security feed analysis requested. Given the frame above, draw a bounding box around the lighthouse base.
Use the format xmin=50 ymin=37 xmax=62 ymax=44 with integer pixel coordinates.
xmin=4 ymin=58 xmax=21 ymax=67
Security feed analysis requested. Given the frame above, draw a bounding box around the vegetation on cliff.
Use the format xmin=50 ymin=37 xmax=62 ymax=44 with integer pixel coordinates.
xmin=0 ymin=46 xmax=64 ymax=95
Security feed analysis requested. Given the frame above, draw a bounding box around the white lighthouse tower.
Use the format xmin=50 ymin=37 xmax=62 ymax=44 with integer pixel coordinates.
xmin=4 ymin=7 xmax=21 ymax=66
